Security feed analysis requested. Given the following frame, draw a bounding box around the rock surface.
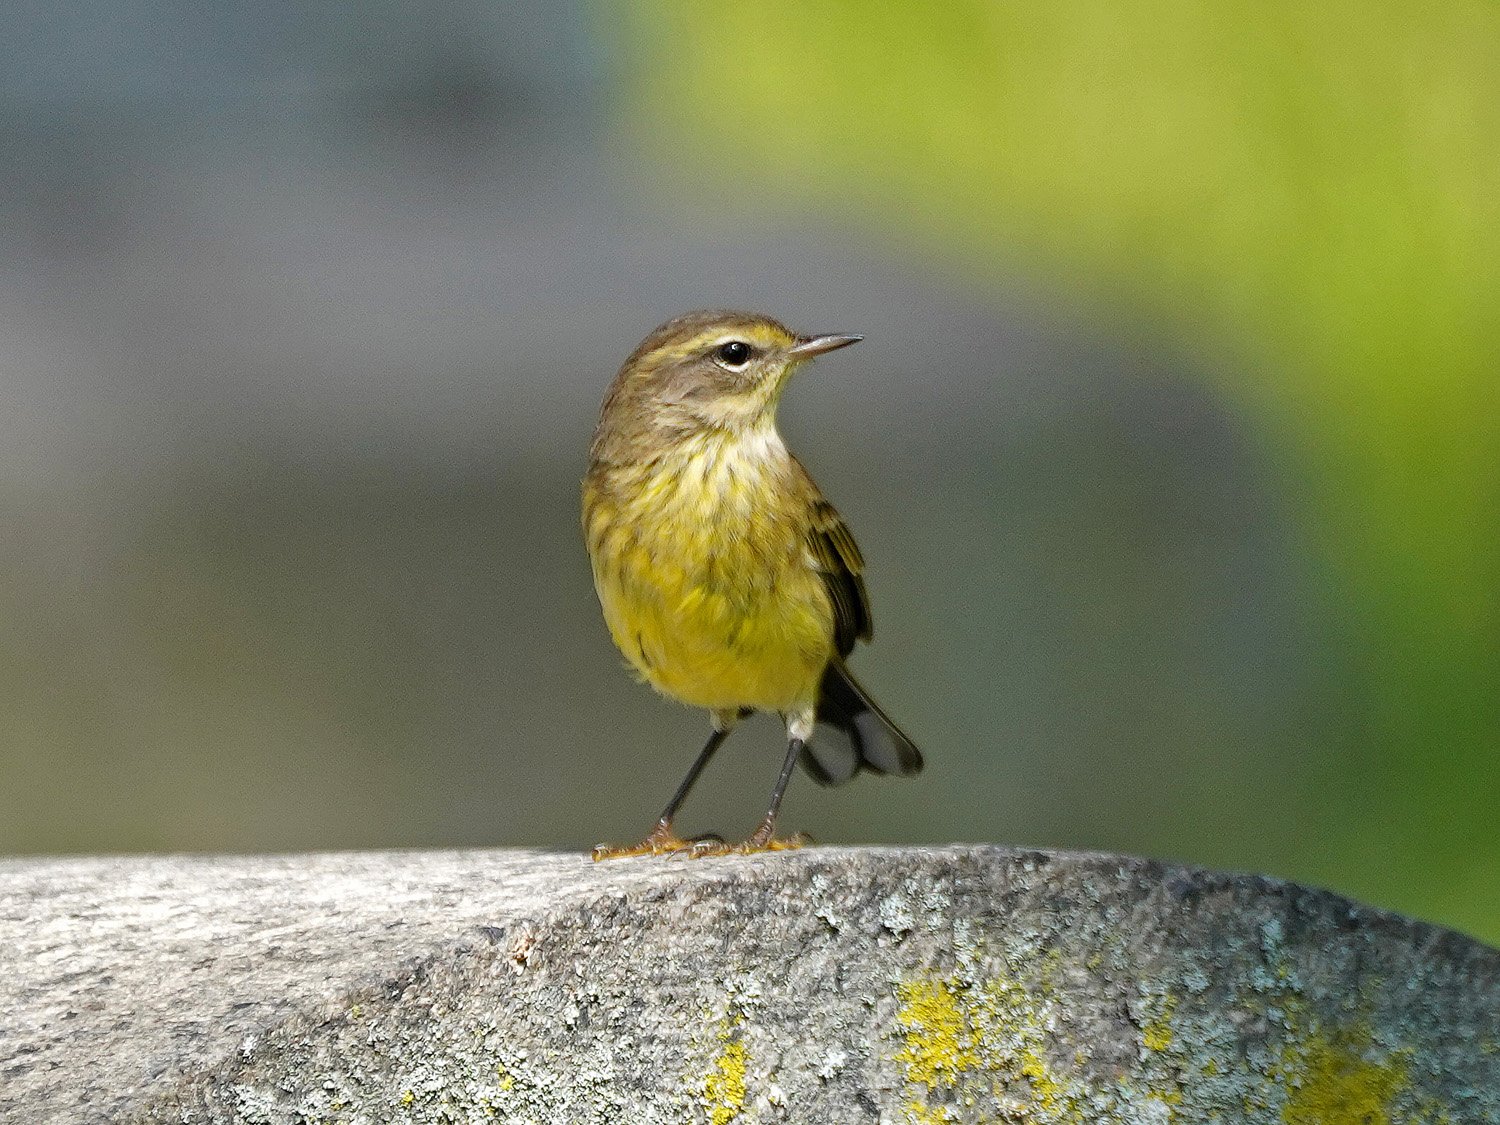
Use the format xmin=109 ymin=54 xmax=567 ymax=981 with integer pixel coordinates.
xmin=2 ymin=846 xmax=1497 ymax=1124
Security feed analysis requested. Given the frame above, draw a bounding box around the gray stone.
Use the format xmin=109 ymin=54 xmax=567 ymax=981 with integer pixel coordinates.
xmin=1 ymin=846 xmax=1496 ymax=1123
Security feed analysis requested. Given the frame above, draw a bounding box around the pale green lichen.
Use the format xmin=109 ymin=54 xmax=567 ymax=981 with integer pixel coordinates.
xmin=887 ymin=929 xmax=1441 ymax=1125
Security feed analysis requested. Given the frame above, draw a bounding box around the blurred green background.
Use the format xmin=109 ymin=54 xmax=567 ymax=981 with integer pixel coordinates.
xmin=1 ymin=3 xmax=1495 ymax=942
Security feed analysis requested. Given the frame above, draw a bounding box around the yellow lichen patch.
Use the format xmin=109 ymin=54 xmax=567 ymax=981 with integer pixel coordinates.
xmin=886 ymin=963 xmax=1443 ymax=1125
xmin=1146 ymin=1086 xmax=1184 ymax=1122
xmin=893 ymin=971 xmax=1086 ymax=1124
xmin=1280 ymin=1026 xmax=1408 ymax=1125
xmin=1141 ymin=992 xmax=1178 ymax=1053
xmin=704 ymin=1023 xmax=749 ymax=1125
xmin=895 ymin=978 xmax=980 ymax=1091
xmin=982 ymin=975 xmax=1084 ymax=1122
xmin=1017 ymin=1040 xmax=1071 ymax=1115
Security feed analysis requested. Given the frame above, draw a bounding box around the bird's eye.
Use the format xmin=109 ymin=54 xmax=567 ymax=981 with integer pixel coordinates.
xmin=716 ymin=340 xmax=753 ymax=368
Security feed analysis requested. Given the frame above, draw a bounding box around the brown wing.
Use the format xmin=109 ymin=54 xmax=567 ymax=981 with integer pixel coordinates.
xmin=794 ymin=458 xmax=872 ymax=657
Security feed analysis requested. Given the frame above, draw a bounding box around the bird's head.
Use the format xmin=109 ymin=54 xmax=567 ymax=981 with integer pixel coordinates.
xmin=594 ymin=310 xmax=861 ymax=453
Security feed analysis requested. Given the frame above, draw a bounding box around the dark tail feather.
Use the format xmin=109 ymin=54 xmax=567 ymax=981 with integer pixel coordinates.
xmin=799 ymin=661 xmax=924 ymax=787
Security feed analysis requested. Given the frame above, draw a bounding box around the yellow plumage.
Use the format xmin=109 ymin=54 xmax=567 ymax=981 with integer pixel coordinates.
xmin=584 ymin=427 xmax=833 ymax=713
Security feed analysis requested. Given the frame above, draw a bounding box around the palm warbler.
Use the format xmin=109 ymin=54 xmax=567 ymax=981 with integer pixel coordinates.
xmin=583 ymin=310 xmax=922 ymax=858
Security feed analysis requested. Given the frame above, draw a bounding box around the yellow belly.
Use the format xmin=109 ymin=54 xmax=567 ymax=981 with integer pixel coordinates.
xmin=584 ymin=452 xmax=834 ymax=713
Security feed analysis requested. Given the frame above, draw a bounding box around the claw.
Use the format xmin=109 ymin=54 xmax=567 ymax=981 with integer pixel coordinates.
xmin=591 ymin=821 xmax=697 ymax=860
xmin=689 ymin=830 xmax=811 ymax=858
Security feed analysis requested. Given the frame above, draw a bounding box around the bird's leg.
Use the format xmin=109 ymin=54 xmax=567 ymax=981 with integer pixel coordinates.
xmin=693 ymin=710 xmax=812 ymax=857
xmin=737 ymin=737 xmax=812 ymax=853
xmin=592 ymin=712 xmax=741 ymax=860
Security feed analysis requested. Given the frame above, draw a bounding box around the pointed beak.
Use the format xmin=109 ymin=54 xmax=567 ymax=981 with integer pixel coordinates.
xmin=789 ymin=333 xmax=863 ymax=358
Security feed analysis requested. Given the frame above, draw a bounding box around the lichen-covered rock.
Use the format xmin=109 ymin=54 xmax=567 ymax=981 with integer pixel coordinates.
xmin=2 ymin=847 xmax=1496 ymax=1123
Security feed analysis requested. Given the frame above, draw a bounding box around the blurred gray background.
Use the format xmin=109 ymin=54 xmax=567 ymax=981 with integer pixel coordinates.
xmin=5 ymin=1 xmax=1486 ymax=940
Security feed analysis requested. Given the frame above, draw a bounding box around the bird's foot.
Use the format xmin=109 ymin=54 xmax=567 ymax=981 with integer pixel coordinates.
xmin=591 ymin=820 xmax=697 ymax=861
xmin=689 ymin=823 xmax=811 ymax=858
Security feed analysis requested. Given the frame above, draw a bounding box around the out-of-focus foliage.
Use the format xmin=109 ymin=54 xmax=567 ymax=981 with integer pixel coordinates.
xmin=623 ymin=1 xmax=1499 ymax=934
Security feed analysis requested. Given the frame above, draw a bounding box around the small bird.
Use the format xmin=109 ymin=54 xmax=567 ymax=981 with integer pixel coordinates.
xmin=583 ymin=310 xmax=922 ymax=858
